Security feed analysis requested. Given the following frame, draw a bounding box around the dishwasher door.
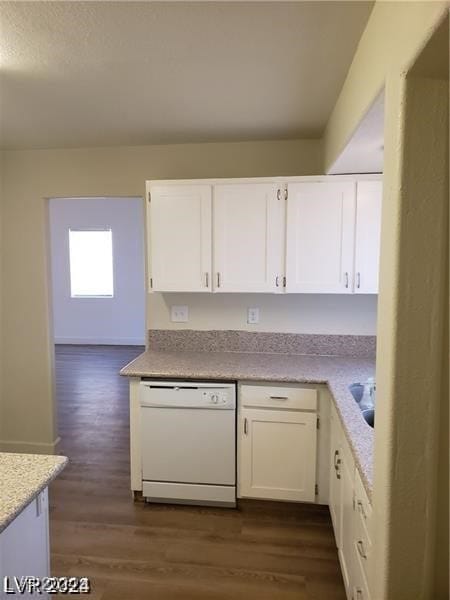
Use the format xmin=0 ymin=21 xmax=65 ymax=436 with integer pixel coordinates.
xmin=140 ymin=382 xmax=236 ymax=505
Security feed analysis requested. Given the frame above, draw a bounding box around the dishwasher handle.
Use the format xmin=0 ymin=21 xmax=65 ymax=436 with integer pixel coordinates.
xmin=141 ymin=384 xmax=198 ymax=390
xmin=140 ymin=383 xmax=235 ymax=391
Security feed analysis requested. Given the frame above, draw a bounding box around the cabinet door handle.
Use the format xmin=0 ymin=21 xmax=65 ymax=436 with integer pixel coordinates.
xmin=269 ymin=395 xmax=288 ymax=400
xmin=277 ymin=189 xmax=282 ymax=201
xmin=357 ymin=272 xmax=361 ymax=289
xmin=357 ymin=500 xmax=367 ymax=520
xmin=357 ymin=540 xmax=367 ymax=559
xmin=36 ymin=493 xmax=42 ymax=517
xmin=334 ymin=450 xmax=341 ymax=479
xmin=216 ymin=272 xmax=221 ymax=288
xmin=244 ymin=418 xmax=248 ymax=435
xmin=276 ymin=276 xmax=279 ymax=287
xmin=345 ymin=272 xmax=349 ymax=288
xmin=333 ymin=449 xmax=339 ymax=469
xmin=356 ymin=589 xmax=363 ymax=600
xmin=205 ymin=272 xmax=209 ymax=288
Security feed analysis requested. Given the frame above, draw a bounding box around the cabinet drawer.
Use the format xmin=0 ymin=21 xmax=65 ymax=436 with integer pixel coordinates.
xmin=354 ymin=468 xmax=373 ymax=535
xmin=353 ymin=496 xmax=372 ymax=586
xmin=240 ymin=383 xmax=317 ymax=411
xmin=352 ymin=568 xmax=371 ymax=600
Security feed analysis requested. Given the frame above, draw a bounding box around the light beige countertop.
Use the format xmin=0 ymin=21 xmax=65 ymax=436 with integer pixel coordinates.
xmin=0 ymin=452 xmax=68 ymax=533
xmin=121 ymin=349 xmax=375 ymax=500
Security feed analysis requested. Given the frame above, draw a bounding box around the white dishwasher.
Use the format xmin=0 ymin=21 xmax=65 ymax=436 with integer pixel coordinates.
xmin=139 ymin=380 xmax=236 ymax=507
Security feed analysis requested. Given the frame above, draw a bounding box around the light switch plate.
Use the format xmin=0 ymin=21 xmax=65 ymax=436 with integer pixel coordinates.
xmin=171 ymin=305 xmax=189 ymax=322
xmin=247 ymin=307 xmax=260 ymax=324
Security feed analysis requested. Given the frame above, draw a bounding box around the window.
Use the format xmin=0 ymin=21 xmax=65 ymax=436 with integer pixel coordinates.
xmin=69 ymin=229 xmax=114 ymax=297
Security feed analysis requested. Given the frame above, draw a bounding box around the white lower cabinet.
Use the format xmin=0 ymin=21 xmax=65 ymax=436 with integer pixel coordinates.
xmin=236 ymin=381 xmax=373 ymax=599
xmin=329 ymin=405 xmax=343 ymax=541
xmin=352 ymin=469 xmax=373 ymax=600
xmin=238 ymin=383 xmax=318 ymax=502
xmin=329 ymin=404 xmax=372 ymax=600
xmin=0 ymin=488 xmax=50 ymax=599
xmin=339 ymin=445 xmax=355 ymax=594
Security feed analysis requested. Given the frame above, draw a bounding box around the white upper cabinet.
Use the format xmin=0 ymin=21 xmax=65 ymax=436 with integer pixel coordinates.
xmin=148 ymin=184 xmax=212 ymax=292
xmin=285 ymin=181 xmax=356 ymax=293
xmin=146 ymin=176 xmax=382 ymax=295
xmin=213 ymin=183 xmax=282 ymax=293
xmin=354 ymin=181 xmax=382 ymax=294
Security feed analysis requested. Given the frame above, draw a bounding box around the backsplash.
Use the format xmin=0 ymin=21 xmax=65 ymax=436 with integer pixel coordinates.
xmin=148 ymin=329 xmax=376 ymax=358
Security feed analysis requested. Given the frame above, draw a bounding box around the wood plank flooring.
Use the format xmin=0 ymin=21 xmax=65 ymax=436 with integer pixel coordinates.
xmin=50 ymin=345 xmax=346 ymax=600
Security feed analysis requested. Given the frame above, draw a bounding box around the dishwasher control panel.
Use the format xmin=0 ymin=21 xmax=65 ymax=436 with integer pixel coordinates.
xmin=203 ymin=390 xmax=229 ymax=405
xmin=140 ymin=381 xmax=236 ymax=409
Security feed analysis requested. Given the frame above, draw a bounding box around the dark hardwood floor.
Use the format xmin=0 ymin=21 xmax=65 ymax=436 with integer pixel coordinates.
xmin=50 ymin=345 xmax=346 ymax=600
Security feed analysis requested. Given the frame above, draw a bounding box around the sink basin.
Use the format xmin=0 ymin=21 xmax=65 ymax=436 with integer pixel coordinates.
xmin=362 ymin=408 xmax=374 ymax=428
xmin=349 ymin=383 xmax=364 ymax=403
xmin=349 ymin=383 xmax=375 ymax=428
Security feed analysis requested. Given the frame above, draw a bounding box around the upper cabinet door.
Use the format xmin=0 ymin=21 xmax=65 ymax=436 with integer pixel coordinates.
xmin=148 ymin=184 xmax=212 ymax=292
xmin=213 ymin=183 xmax=282 ymax=292
xmin=285 ymin=182 xmax=356 ymax=293
xmin=354 ymin=181 xmax=382 ymax=294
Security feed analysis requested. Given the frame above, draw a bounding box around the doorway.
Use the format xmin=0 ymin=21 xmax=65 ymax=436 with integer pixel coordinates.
xmin=47 ymin=196 xmax=146 ymax=478
xmin=48 ymin=196 xmax=146 ymax=345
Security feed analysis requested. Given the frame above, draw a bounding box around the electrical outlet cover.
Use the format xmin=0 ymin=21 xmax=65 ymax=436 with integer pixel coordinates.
xmin=247 ymin=307 xmax=260 ymax=324
xmin=171 ymin=305 xmax=189 ymax=322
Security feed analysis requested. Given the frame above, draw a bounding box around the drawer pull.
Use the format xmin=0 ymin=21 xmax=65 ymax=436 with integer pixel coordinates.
xmin=334 ymin=450 xmax=341 ymax=480
xmin=357 ymin=540 xmax=367 ymax=559
xmin=357 ymin=500 xmax=367 ymax=520
xmin=269 ymin=395 xmax=289 ymax=400
xmin=356 ymin=589 xmax=363 ymax=600
xmin=36 ymin=493 xmax=42 ymax=517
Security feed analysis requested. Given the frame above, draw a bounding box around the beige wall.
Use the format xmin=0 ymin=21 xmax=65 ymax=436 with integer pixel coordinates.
xmin=324 ymin=2 xmax=449 ymax=598
xmin=149 ymin=293 xmax=377 ymax=335
xmin=1 ymin=139 xmax=327 ymax=451
xmin=324 ymin=0 xmax=448 ymax=171
xmin=374 ymin=72 xmax=448 ymax=600
xmin=0 ymin=155 xmax=3 ymax=443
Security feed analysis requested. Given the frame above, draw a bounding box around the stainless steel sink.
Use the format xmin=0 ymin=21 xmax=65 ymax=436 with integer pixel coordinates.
xmin=349 ymin=383 xmax=364 ymax=403
xmin=361 ymin=408 xmax=374 ymax=428
xmin=349 ymin=383 xmax=375 ymax=428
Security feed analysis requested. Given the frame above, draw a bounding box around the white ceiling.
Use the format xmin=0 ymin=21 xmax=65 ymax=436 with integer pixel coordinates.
xmin=328 ymin=91 xmax=384 ymax=174
xmin=0 ymin=1 xmax=374 ymax=150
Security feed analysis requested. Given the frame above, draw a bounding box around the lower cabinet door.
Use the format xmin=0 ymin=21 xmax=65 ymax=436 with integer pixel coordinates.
xmin=0 ymin=489 xmax=50 ymax=598
xmin=339 ymin=450 xmax=355 ymax=598
xmin=239 ymin=409 xmax=317 ymax=502
xmin=351 ymin=561 xmax=371 ymax=600
xmin=329 ymin=428 xmax=342 ymax=546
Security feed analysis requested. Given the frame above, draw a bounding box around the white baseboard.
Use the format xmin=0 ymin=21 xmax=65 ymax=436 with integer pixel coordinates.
xmin=0 ymin=436 xmax=61 ymax=455
xmin=54 ymin=337 xmax=145 ymax=345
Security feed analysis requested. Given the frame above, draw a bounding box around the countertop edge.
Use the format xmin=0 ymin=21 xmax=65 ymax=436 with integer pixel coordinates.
xmin=120 ymin=350 xmax=374 ymax=502
xmin=0 ymin=455 xmax=69 ymax=533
